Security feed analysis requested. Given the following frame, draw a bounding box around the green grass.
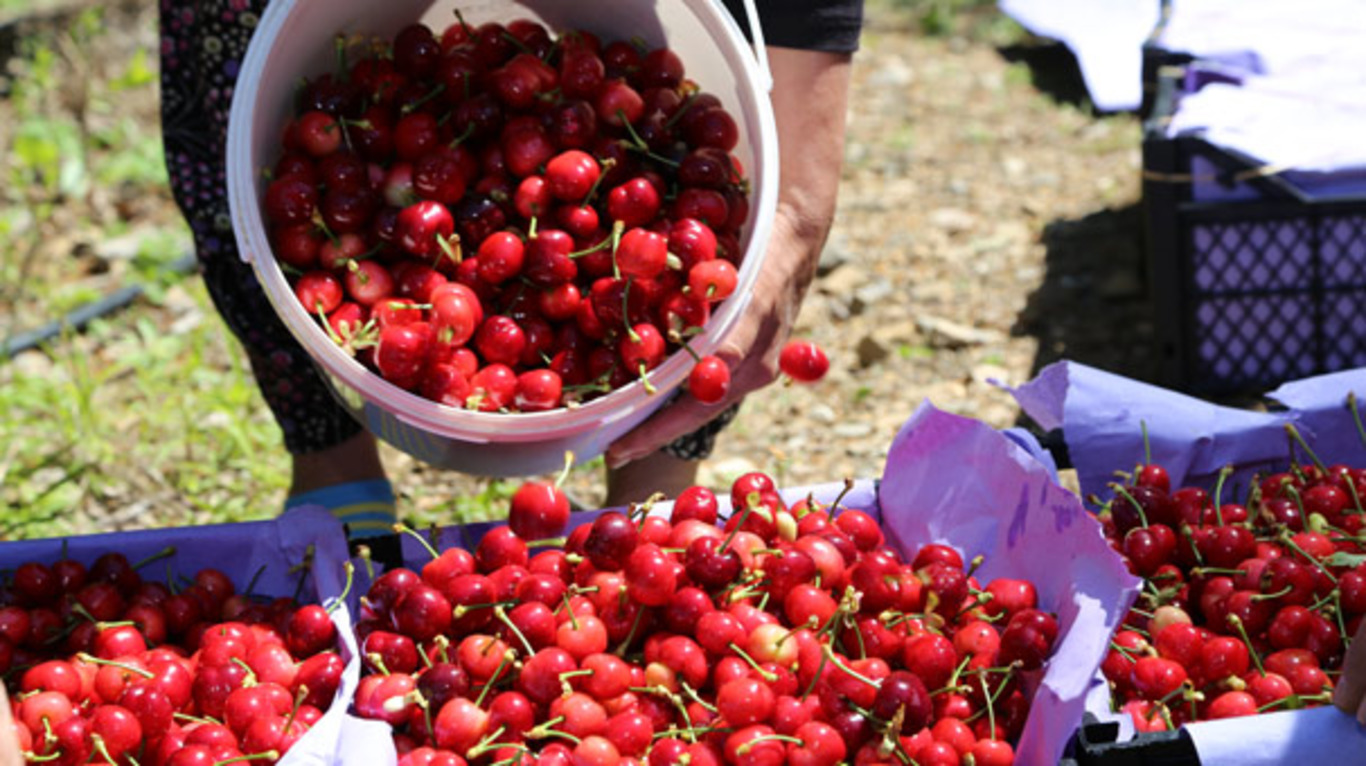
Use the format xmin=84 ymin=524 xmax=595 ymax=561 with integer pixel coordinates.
xmin=877 ymin=0 xmax=1028 ymax=44
xmin=0 ymin=283 xmax=291 ymax=538
xmin=0 ymin=12 xmax=273 ymax=540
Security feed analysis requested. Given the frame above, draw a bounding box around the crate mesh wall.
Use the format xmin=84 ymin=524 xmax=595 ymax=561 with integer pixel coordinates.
xmin=1184 ymin=212 xmax=1366 ymax=391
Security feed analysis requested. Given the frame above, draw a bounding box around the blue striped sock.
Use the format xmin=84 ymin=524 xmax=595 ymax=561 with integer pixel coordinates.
xmin=286 ymin=479 xmax=397 ymax=539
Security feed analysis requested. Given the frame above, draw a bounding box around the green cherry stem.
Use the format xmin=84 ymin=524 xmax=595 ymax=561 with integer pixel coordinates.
xmin=726 ymin=642 xmax=778 ymax=683
xmin=1213 ymin=465 xmax=1233 ymax=525
xmin=822 ymin=645 xmax=882 ymax=689
xmin=1109 ymin=483 xmax=1150 ymax=528
xmin=133 ymin=546 xmax=177 ymax=571
xmin=392 ymin=523 xmax=441 ymax=561
xmin=1285 ymin=424 xmax=1329 ymax=474
xmin=493 ymin=605 xmax=536 ymax=658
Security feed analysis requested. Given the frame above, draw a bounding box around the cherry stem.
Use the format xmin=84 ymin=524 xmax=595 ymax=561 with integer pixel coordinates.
xmin=1140 ymin=419 xmax=1153 ymax=466
xmin=284 ymin=683 xmax=310 ymax=731
xmin=1172 ymin=525 xmax=1203 ymax=569
xmin=1225 ymin=614 xmax=1267 ymax=676
xmin=89 ymin=735 xmax=124 ymax=766
xmin=800 ymin=647 xmax=830 ymax=702
xmin=527 ymin=715 xmax=581 ymax=745
xmin=679 ymin=681 xmax=718 ymax=714
xmin=638 ymin=362 xmax=657 ymax=395
xmin=561 ymin=593 xmax=580 ymax=631
xmin=737 ymin=734 xmax=804 ymax=755
xmin=214 ymin=752 xmax=280 ymax=766
xmin=581 ymin=157 xmax=615 ymax=205
xmin=953 ymin=591 xmax=994 ymax=623
xmin=451 ymin=7 xmax=472 ymax=34
xmin=452 ymin=601 xmax=518 ymax=620
xmin=1342 ymin=477 xmax=1366 ymax=517
xmin=616 ymin=112 xmax=680 ymax=167
xmin=828 ymin=478 xmax=856 ymax=521
xmin=367 ymin=652 xmax=392 ymax=676
xmin=493 ymin=605 xmax=536 ymax=657
xmin=1349 ymin=392 xmax=1366 ymax=450
xmin=474 ymin=650 xmax=517 ymax=708
xmin=664 ymin=91 xmax=700 ymax=130
xmin=465 ymin=726 xmax=512 ymax=761
xmin=1283 ymin=482 xmax=1309 ymax=521
xmin=1109 ymin=484 xmax=1150 ymax=528
xmin=614 ymin=605 xmax=647 ymax=657
xmin=393 ymin=523 xmax=441 ymax=561
xmin=23 ymin=752 xmax=61 ymax=763
xmin=823 ymin=645 xmax=882 ymax=689
xmin=1251 ymin=584 xmax=1294 ymax=602
xmin=1213 ymin=465 xmax=1233 ymax=525
xmin=242 ymin=564 xmax=267 ymax=599
xmin=76 ymin=653 xmax=155 ymax=679
xmin=356 ymin=545 xmax=375 ymax=583
xmin=556 ymin=450 xmax=575 ymax=489
xmin=720 ymin=492 xmax=760 ymax=554
xmin=333 ymin=32 xmax=351 ymax=79
xmin=133 ymin=545 xmax=176 ymax=571
xmin=1285 ymin=424 xmax=1329 ymax=475
xmin=1279 ymin=530 xmax=1339 ymax=583
xmin=945 ymin=653 xmax=976 ymax=692
xmin=435 ymin=232 xmax=463 ymax=265
xmin=675 ymin=337 xmax=703 ymax=363
xmin=288 ymin=543 xmax=316 ymax=577
xmin=1108 ymin=642 xmax=1139 ymax=662
xmin=726 ymin=642 xmax=778 ymax=683
xmin=1332 ymin=591 xmax=1351 ymax=644
xmin=69 ymin=603 xmax=99 ymax=624
xmin=326 ymin=561 xmax=355 ymax=615
xmin=401 ymin=83 xmax=446 ymax=115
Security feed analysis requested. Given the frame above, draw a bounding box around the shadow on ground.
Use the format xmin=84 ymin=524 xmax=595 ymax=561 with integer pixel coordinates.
xmin=996 ymin=39 xmax=1093 ymax=111
xmin=1013 ymin=204 xmax=1160 ymax=382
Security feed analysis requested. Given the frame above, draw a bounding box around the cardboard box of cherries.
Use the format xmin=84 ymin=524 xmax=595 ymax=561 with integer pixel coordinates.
xmin=1013 ymin=361 xmax=1366 ymax=764
xmin=0 ymin=509 xmax=360 ymax=766
xmin=335 ymin=403 xmax=1139 ymax=766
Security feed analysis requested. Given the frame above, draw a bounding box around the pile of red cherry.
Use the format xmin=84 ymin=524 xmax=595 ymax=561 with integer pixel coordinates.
xmin=265 ymin=12 xmax=801 ymax=413
xmin=1097 ymin=443 xmax=1366 ymax=731
xmin=0 ymin=551 xmax=346 ymax=765
xmin=352 ymin=471 xmax=1060 ymax=765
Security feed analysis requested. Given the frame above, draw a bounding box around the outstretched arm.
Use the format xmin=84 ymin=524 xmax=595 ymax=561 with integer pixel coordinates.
xmin=606 ymin=47 xmax=853 ymax=467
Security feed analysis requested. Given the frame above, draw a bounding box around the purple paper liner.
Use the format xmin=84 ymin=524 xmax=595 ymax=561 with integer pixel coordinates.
xmin=346 ymin=403 xmax=1135 ymax=766
xmin=1010 ymin=360 xmax=1366 ymax=512
xmin=1008 ymin=360 xmax=1366 ymax=755
xmin=879 ymin=402 xmax=1140 ymax=765
xmin=0 ymin=507 xmax=359 ymax=766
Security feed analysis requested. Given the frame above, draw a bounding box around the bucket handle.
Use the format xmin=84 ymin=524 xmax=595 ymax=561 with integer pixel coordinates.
xmin=739 ymin=0 xmax=774 ymax=93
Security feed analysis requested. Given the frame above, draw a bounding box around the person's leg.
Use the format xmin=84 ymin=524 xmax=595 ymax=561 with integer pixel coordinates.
xmin=159 ymin=0 xmax=394 ymax=538
xmin=604 ymin=451 xmax=699 ymax=507
xmin=284 ymin=432 xmax=396 ymax=537
xmin=289 ymin=431 xmax=386 ymax=496
xmin=604 ymin=402 xmax=741 ymax=506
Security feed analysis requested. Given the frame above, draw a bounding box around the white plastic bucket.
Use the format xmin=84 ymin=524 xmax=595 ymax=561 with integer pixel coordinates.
xmin=227 ymin=0 xmax=777 ymax=477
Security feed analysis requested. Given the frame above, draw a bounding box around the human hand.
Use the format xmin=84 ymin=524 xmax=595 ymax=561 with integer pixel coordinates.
xmin=1334 ymin=618 xmax=1366 ymax=724
xmin=605 ymin=211 xmax=815 ymax=467
xmin=0 ymin=685 xmax=22 ymax=766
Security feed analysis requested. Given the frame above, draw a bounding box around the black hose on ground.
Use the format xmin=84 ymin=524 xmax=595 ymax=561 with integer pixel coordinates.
xmin=2 ymin=252 xmax=198 ymax=361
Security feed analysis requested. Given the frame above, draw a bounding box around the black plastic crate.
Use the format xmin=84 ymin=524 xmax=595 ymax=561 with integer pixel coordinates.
xmin=1141 ymin=67 xmax=1366 ymax=396
xmin=1061 ymin=716 xmax=1200 ymax=766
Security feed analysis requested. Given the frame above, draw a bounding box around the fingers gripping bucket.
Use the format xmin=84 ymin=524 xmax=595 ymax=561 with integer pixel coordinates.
xmin=227 ymin=0 xmax=778 ymax=477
